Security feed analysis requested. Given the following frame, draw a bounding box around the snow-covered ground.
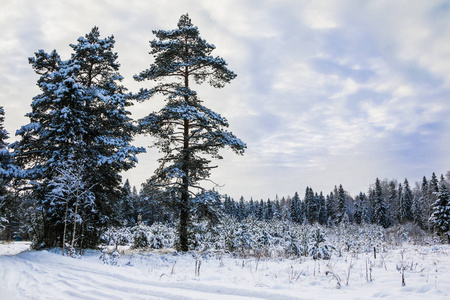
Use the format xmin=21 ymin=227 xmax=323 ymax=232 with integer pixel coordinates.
xmin=1 ymin=242 xmax=449 ymax=300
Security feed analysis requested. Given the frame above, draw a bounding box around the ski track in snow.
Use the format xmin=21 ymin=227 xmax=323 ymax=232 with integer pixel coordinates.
xmin=1 ymin=242 xmax=450 ymax=300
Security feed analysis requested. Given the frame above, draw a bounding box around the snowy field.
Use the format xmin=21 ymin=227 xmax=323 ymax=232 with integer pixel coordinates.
xmin=1 ymin=242 xmax=450 ymax=300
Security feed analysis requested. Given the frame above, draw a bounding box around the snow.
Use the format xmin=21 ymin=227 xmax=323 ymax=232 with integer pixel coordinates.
xmin=1 ymin=242 xmax=450 ymax=299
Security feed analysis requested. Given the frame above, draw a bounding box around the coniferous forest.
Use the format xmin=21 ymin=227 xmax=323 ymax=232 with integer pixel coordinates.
xmin=1 ymin=14 xmax=450 ymax=257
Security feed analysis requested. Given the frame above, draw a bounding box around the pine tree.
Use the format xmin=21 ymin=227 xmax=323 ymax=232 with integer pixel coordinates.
xmin=290 ymin=192 xmax=302 ymax=224
xmin=318 ymin=192 xmax=327 ymax=225
xmin=337 ymin=184 xmax=347 ymax=223
xmin=429 ymin=173 xmax=439 ymax=213
xmin=401 ymin=178 xmax=413 ymax=223
xmin=134 ymin=14 xmax=245 ymax=251
xmin=237 ymin=196 xmax=247 ymax=221
xmin=265 ymin=198 xmax=273 ymax=221
xmin=304 ymin=187 xmax=317 ymax=224
xmin=11 ymin=28 xmax=144 ymax=248
xmin=274 ymin=198 xmax=282 ymax=220
xmin=119 ymin=179 xmax=137 ymax=226
xmin=0 ymin=107 xmax=17 ymax=196
xmin=373 ymin=178 xmax=389 ymax=228
xmin=326 ymin=192 xmax=336 ymax=224
xmin=0 ymin=107 xmax=19 ymax=234
xmin=387 ymin=180 xmax=399 ymax=224
xmin=429 ymin=179 xmax=450 ymax=242
xmin=353 ymin=193 xmax=365 ymax=225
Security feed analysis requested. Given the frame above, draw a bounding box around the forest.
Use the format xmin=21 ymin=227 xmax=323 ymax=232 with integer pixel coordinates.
xmin=1 ymin=14 xmax=450 ymax=258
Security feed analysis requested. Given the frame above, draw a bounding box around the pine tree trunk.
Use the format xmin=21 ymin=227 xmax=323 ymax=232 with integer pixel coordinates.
xmin=178 ymin=66 xmax=190 ymax=252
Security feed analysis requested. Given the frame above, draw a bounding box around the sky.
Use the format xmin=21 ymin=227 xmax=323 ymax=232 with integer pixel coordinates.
xmin=1 ymin=0 xmax=450 ymax=200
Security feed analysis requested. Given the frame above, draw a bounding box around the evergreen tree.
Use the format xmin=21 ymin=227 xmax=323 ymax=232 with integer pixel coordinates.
xmin=304 ymin=187 xmax=317 ymax=224
xmin=265 ymin=198 xmax=273 ymax=221
xmin=119 ymin=179 xmax=137 ymax=226
xmin=429 ymin=179 xmax=450 ymax=242
xmin=318 ymin=192 xmax=327 ymax=225
xmin=248 ymin=198 xmax=255 ymax=218
xmin=0 ymin=107 xmax=20 ymax=235
xmin=290 ymin=192 xmax=302 ymax=224
xmin=255 ymin=200 xmax=264 ymax=221
xmin=373 ymin=178 xmax=389 ymax=228
xmin=274 ymin=199 xmax=282 ymax=220
xmin=0 ymin=107 xmax=17 ymax=197
xmin=419 ymin=176 xmax=431 ymax=229
xmin=237 ymin=196 xmax=247 ymax=221
xmin=353 ymin=193 xmax=365 ymax=225
xmin=326 ymin=192 xmax=336 ymax=224
xmin=429 ymin=173 xmax=439 ymax=212
xmin=387 ymin=180 xmax=399 ymax=224
xmin=401 ymin=178 xmax=413 ymax=222
xmin=134 ymin=14 xmax=245 ymax=251
xmin=11 ymin=28 xmax=144 ymax=248
xmin=337 ymin=184 xmax=346 ymax=223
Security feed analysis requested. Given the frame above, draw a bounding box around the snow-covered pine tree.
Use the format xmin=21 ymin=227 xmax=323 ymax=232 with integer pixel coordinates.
xmin=326 ymin=192 xmax=337 ymax=224
xmin=318 ymin=192 xmax=327 ymax=225
xmin=337 ymin=184 xmax=347 ymax=223
xmin=274 ymin=198 xmax=282 ymax=221
xmin=401 ymin=178 xmax=413 ymax=223
xmin=265 ymin=198 xmax=274 ymax=221
xmin=374 ymin=178 xmax=389 ymax=228
xmin=118 ymin=179 xmax=137 ymax=226
xmin=419 ymin=176 xmax=431 ymax=230
xmin=353 ymin=193 xmax=364 ymax=225
xmin=134 ymin=14 xmax=246 ymax=251
xmin=0 ymin=107 xmax=19 ymax=234
xmin=290 ymin=192 xmax=302 ymax=224
xmin=237 ymin=196 xmax=247 ymax=221
xmin=304 ymin=187 xmax=317 ymax=224
xmin=428 ymin=173 xmax=439 ymax=221
xmin=387 ymin=180 xmax=400 ymax=224
xmin=11 ymin=28 xmax=144 ymax=248
xmin=0 ymin=107 xmax=17 ymax=197
xmin=429 ymin=179 xmax=450 ymax=242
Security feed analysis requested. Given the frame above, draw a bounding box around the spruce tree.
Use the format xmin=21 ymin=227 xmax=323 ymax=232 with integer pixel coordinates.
xmin=430 ymin=179 xmax=450 ymax=242
xmin=374 ymin=178 xmax=389 ymax=228
xmin=11 ymin=28 xmax=144 ymax=247
xmin=337 ymin=184 xmax=347 ymax=223
xmin=401 ymin=178 xmax=414 ymax=222
xmin=0 ymin=107 xmax=19 ymax=234
xmin=387 ymin=180 xmax=399 ymax=224
xmin=326 ymin=192 xmax=336 ymax=224
xmin=0 ymin=107 xmax=17 ymax=196
xmin=290 ymin=192 xmax=302 ymax=223
xmin=318 ymin=192 xmax=327 ymax=224
xmin=134 ymin=14 xmax=245 ymax=251
xmin=265 ymin=198 xmax=273 ymax=221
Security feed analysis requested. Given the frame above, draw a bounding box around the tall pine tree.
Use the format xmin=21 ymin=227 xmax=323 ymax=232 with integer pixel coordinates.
xmin=134 ymin=14 xmax=245 ymax=251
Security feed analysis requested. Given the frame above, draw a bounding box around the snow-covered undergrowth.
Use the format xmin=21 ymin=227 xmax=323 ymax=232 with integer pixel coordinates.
xmin=1 ymin=240 xmax=450 ymax=300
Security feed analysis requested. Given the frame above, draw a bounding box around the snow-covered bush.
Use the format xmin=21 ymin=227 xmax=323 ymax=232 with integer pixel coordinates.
xmin=148 ymin=223 xmax=175 ymax=249
xmin=308 ymin=227 xmax=334 ymax=260
xmin=131 ymin=223 xmax=151 ymax=249
xmin=101 ymin=227 xmax=132 ymax=247
xmin=99 ymin=248 xmax=120 ymax=266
